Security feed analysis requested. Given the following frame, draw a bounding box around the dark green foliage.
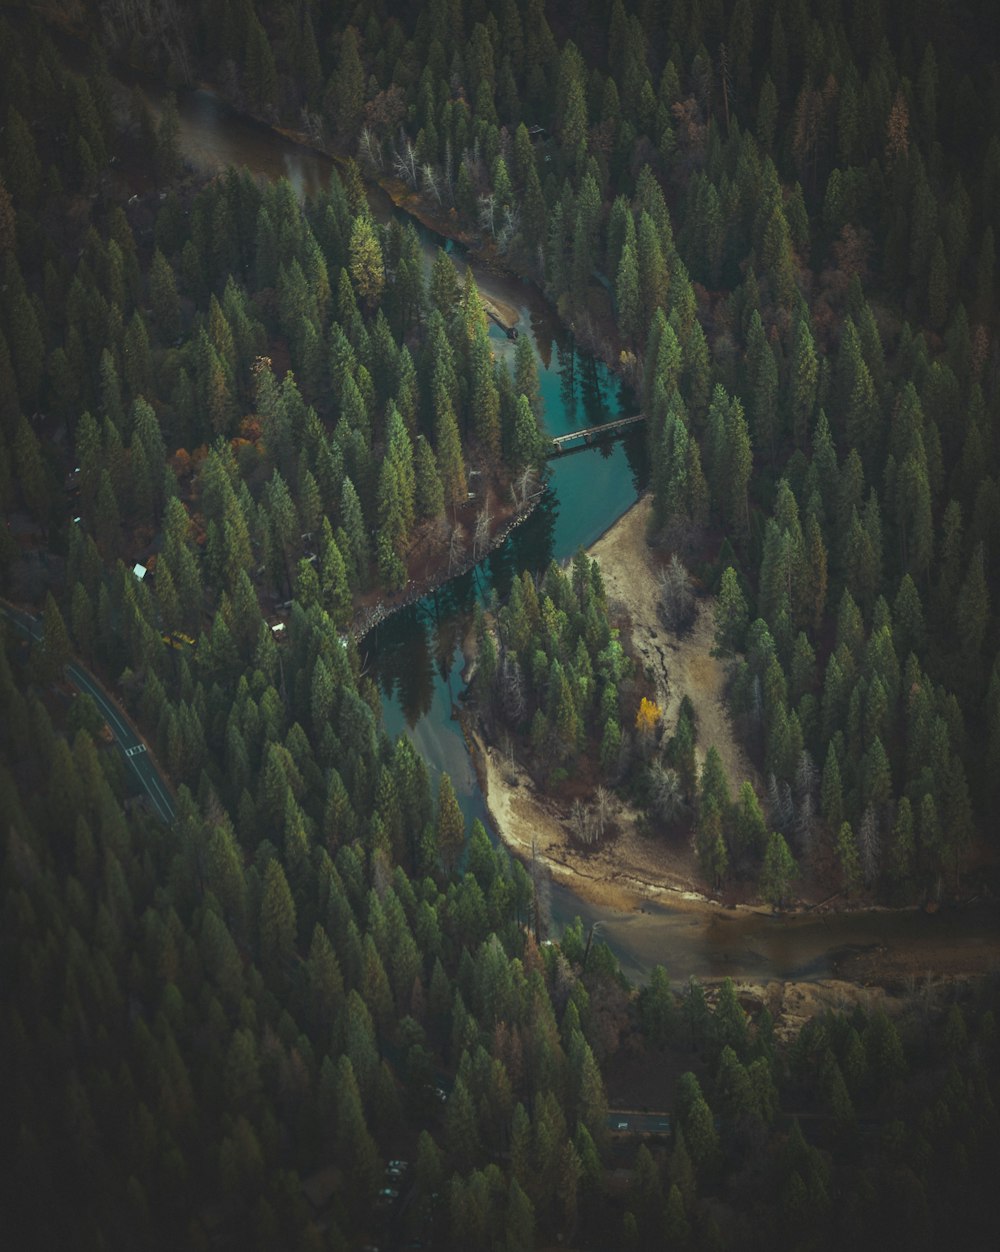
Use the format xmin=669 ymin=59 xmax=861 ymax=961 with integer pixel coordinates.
xmin=475 ymin=554 xmax=623 ymax=783
xmin=5 ymin=9 xmax=1000 ymax=1251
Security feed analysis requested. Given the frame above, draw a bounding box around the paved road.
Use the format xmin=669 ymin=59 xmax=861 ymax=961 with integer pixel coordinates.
xmin=2 ymin=603 xmax=176 ymax=824
xmin=607 ymin=1111 xmax=672 ymax=1135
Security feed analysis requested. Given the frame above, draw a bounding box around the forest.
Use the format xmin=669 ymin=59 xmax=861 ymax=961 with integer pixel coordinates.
xmin=1 ymin=1 xmax=999 ymax=1249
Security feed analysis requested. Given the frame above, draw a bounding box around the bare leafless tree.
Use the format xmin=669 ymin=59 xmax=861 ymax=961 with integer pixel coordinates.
xmin=359 ymin=126 xmax=383 ymax=171
xmin=421 ymin=163 xmax=441 ymax=203
xmin=795 ymin=749 xmax=819 ymax=805
xmin=512 ymin=466 xmax=538 ymax=511
xmin=473 ymin=500 xmax=493 ymax=562
xmin=570 ymin=798 xmax=594 ymax=845
xmin=657 ymin=554 xmax=697 ymax=633
xmin=594 ymin=786 xmax=613 ymax=839
xmin=495 ymin=202 xmax=521 ymax=252
xmin=478 ymin=192 xmax=497 ymax=237
xmin=447 ymin=519 xmax=466 ymax=574
xmin=442 ymin=139 xmax=454 ymax=202
xmin=392 ymin=136 xmax=418 ymax=188
xmin=500 ymin=652 xmax=526 ymax=723
xmin=794 ymin=748 xmax=819 ymax=857
xmin=648 ymin=762 xmax=686 ymax=826
xmin=299 ymin=108 xmax=324 ymax=145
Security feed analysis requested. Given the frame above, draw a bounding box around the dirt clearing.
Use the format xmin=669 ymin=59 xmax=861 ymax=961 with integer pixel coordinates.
xmin=588 ymin=494 xmax=756 ymax=790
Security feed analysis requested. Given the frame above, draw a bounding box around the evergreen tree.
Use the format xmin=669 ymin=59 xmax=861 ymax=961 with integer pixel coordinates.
xmin=713 ymin=567 xmax=749 ymax=656
xmin=789 ymin=315 xmax=818 ymax=449
xmin=615 ymin=241 xmax=641 ymax=345
xmin=258 ymin=859 xmax=297 ymax=974
xmin=437 ymin=773 xmax=465 ymax=875
xmin=835 ymin=822 xmax=863 ymax=896
xmin=760 ymin=832 xmax=797 ymax=910
xmin=36 ymin=592 xmax=71 ymax=685
xmin=348 ymin=214 xmax=385 ymax=311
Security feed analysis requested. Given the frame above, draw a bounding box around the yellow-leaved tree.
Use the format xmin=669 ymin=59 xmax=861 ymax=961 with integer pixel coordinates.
xmin=635 ymin=697 xmax=662 ymax=741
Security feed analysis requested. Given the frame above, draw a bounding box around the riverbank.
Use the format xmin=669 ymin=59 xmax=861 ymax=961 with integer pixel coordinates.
xmin=105 ymin=50 xmax=1000 ymax=997
xmin=467 ymin=495 xmax=1000 ymax=992
xmin=590 ymin=495 xmax=757 ymax=792
xmin=350 ymin=483 xmax=545 ymax=642
xmin=261 ymin=116 xmax=529 ymax=336
xmin=469 ymin=492 xmax=757 ymax=914
xmin=366 ymin=175 xmax=524 ymax=333
xmin=474 ymin=728 xmax=1000 ymax=993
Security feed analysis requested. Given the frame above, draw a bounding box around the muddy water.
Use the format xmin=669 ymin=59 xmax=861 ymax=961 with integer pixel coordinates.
xmin=550 ymin=884 xmax=1000 ymax=986
xmin=165 ymin=86 xmax=1000 ymax=985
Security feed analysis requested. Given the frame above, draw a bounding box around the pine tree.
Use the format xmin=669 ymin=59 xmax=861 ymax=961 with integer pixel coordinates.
xmin=678 ymin=1074 xmax=719 ymax=1177
xmin=615 ymin=241 xmax=641 ymax=345
xmin=335 ymin=1054 xmax=379 ymax=1201
xmin=94 ymin=468 xmax=121 ymax=560
xmin=713 ymin=567 xmax=749 ymax=656
xmin=789 ymin=315 xmax=818 ymax=449
xmin=148 ymin=248 xmax=180 ymax=342
xmin=637 ymin=210 xmax=669 ymax=333
xmin=820 ymin=744 xmax=844 ymax=831
xmin=695 ymin=798 xmax=728 ymax=888
xmin=469 ymin=322 xmax=501 ymax=464
xmin=377 ymin=403 xmax=416 ymax=569
xmin=13 ymin=416 xmax=51 ymax=522
xmin=437 ymin=773 xmax=465 ymax=874
xmin=434 ymin=392 xmax=467 ymax=509
xmin=509 ymin=393 xmax=544 ymax=475
xmin=805 ymin=514 xmax=828 ymax=632
xmin=835 ymin=822 xmax=863 ymax=896
xmin=760 ymin=831 xmax=797 ymax=910
xmin=699 ymin=746 xmax=731 ymax=815
xmin=258 ymin=858 xmax=297 ymax=973
xmin=244 ymin=15 xmax=277 ymax=113
xmin=414 ymin=434 xmax=445 ymax=520
xmin=505 ymin=1178 xmax=535 ymax=1252
xmin=888 ymin=796 xmax=915 ymax=891
xmin=927 ymin=235 xmax=949 ymax=329
xmin=734 ymin=781 xmax=767 ymax=860
xmin=348 ymin=214 xmax=385 ymax=311
xmin=36 ymin=592 xmax=71 ymax=685
xmin=955 ymin=543 xmax=989 ymax=662
xmin=707 ymin=386 xmax=753 ymax=535
xmin=339 ymin=475 xmax=371 ymax=588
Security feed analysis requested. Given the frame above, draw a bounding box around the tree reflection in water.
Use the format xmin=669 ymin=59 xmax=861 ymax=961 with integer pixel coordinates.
xmin=368 ymin=491 xmax=563 ymax=731
xmin=369 ymin=602 xmax=435 ymax=727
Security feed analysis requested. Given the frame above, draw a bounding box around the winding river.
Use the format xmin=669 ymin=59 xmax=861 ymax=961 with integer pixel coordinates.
xmin=160 ymin=86 xmax=999 ymax=986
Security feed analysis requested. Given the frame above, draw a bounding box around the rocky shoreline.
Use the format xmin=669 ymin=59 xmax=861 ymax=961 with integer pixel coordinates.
xmin=350 ymin=487 xmax=547 ymax=643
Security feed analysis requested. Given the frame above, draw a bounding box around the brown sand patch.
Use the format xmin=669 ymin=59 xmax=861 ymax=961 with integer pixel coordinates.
xmin=588 ymin=496 xmax=756 ymax=788
xmin=472 ymin=494 xmax=1000 ymax=998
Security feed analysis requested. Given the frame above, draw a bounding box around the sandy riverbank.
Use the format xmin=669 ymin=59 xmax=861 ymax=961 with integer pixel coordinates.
xmin=471 ymin=492 xmax=756 ymax=917
xmin=589 ymin=495 xmax=756 ymax=790
xmin=469 ymin=494 xmax=1000 ymax=995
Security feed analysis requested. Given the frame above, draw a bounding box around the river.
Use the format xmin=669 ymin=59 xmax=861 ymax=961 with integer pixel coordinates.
xmin=161 ymin=85 xmax=999 ymax=986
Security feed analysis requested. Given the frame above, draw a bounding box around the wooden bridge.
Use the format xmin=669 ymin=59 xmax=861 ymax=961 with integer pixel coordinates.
xmin=549 ymin=412 xmax=646 ymax=456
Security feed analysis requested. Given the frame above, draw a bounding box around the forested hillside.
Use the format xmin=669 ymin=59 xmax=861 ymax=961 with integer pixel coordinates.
xmin=239 ymin=0 xmax=998 ymax=906
xmin=1 ymin=2 xmax=999 ymax=1249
